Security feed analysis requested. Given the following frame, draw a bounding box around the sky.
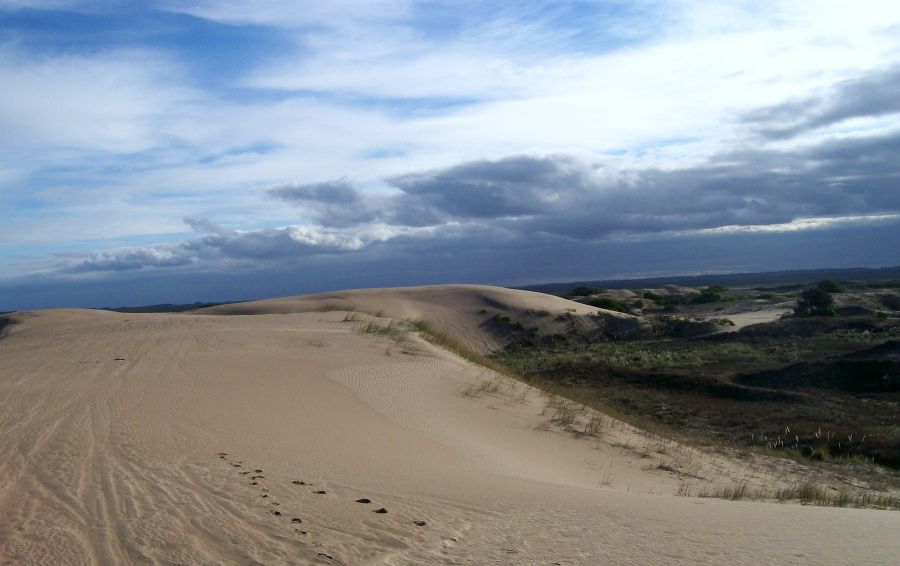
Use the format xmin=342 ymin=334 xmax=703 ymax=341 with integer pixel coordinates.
xmin=2 ymin=0 xmax=900 ymax=310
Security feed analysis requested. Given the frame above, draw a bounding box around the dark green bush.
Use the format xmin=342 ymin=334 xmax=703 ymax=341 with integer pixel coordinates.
xmin=690 ymin=286 xmax=731 ymax=304
xmin=795 ymin=287 xmax=836 ymax=317
xmin=572 ymin=286 xmax=603 ymax=296
xmin=585 ymin=296 xmax=631 ymax=314
xmin=817 ymin=279 xmax=844 ymax=293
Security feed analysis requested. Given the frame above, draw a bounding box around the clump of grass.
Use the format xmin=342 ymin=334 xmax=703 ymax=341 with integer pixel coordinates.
xmin=356 ymin=319 xmax=424 ymax=355
xmin=462 ymin=378 xmax=501 ymax=398
xmin=409 ymin=320 xmax=516 ymax=377
xmin=505 ymin=382 xmax=529 ymax=404
xmin=583 ymin=413 xmax=605 ymax=436
xmin=540 ymin=397 xmax=585 ymax=431
xmin=695 ymin=481 xmax=900 ymax=510
xmin=675 ymin=481 xmax=693 ymax=497
xmin=523 ymin=309 xmax=551 ymax=318
xmin=318 ymin=303 xmax=351 ymax=312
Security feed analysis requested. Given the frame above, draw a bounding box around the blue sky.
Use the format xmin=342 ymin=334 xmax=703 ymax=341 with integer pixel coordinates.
xmin=2 ymin=0 xmax=900 ymax=310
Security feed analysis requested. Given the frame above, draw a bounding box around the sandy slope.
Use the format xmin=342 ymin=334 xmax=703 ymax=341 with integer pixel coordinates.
xmin=199 ymin=284 xmax=637 ymax=353
xmin=0 ymin=287 xmax=898 ymax=565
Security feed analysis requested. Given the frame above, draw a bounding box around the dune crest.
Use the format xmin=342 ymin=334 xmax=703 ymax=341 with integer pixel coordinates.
xmin=199 ymin=284 xmax=640 ymax=353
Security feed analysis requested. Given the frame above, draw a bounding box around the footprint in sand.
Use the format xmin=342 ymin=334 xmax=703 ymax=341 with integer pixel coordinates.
xmin=271 ymin=510 xmax=281 ymax=516
xmin=254 ymin=469 xmax=263 ymax=473
xmin=413 ymin=521 xmax=426 ymax=527
xmin=291 ymin=518 xmax=303 ymax=524
xmin=317 ymin=552 xmax=333 ymax=560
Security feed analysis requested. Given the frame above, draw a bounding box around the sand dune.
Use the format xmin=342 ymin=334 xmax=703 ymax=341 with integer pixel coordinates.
xmin=199 ymin=284 xmax=639 ymax=353
xmin=1 ymin=287 xmax=898 ymax=565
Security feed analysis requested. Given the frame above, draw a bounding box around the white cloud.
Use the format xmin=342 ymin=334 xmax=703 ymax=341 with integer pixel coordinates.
xmin=690 ymin=214 xmax=900 ymax=235
xmin=0 ymin=47 xmax=195 ymax=154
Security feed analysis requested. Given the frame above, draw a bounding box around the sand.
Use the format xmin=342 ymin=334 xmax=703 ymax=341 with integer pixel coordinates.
xmin=1 ymin=286 xmax=898 ymax=565
xmin=712 ymin=307 xmax=793 ymax=333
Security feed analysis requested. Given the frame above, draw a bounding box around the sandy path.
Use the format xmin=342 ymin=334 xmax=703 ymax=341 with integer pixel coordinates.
xmin=0 ymin=308 xmax=897 ymax=565
xmin=713 ymin=307 xmax=792 ymax=333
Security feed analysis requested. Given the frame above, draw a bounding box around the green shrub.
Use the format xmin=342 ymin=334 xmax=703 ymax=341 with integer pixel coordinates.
xmin=572 ymin=286 xmax=603 ymax=296
xmin=585 ymin=296 xmax=631 ymax=314
xmin=690 ymin=286 xmax=731 ymax=304
xmin=816 ymin=279 xmax=844 ymax=293
xmin=795 ymin=287 xmax=836 ymax=317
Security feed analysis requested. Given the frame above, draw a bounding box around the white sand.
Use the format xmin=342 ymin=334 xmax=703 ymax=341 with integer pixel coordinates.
xmin=712 ymin=307 xmax=793 ymax=333
xmin=1 ymin=286 xmax=897 ymax=565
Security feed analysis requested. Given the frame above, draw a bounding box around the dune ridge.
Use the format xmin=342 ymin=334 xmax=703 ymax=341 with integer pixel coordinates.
xmin=199 ymin=284 xmax=638 ymax=353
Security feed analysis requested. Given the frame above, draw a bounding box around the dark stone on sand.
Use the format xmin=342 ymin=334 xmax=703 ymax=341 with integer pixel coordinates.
xmin=271 ymin=510 xmax=281 ymax=516
xmin=355 ymin=498 xmax=371 ymax=504
xmin=373 ymin=507 xmax=387 ymax=514
xmin=314 ymin=490 xmax=327 ymax=494
xmin=292 ymin=480 xmax=306 ymax=485
xmin=413 ymin=521 xmax=426 ymax=526
xmin=291 ymin=518 xmax=303 ymax=524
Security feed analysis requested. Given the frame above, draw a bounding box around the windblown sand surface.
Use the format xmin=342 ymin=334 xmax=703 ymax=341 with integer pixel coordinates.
xmin=1 ymin=286 xmax=898 ymax=565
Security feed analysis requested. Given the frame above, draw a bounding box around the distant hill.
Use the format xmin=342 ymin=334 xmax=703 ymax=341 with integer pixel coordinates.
xmin=520 ymin=265 xmax=900 ymax=294
xmin=99 ymin=301 xmax=237 ymax=313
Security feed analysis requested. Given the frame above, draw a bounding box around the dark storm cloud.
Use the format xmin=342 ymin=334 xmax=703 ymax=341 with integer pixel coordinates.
xmin=268 ymin=179 xmax=362 ymax=205
xmin=744 ymin=65 xmax=900 ymax=139
xmin=266 ymin=128 xmax=900 ymax=243
xmin=389 ymin=156 xmax=589 ymax=220
xmin=266 ymin=179 xmax=384 ymax=227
